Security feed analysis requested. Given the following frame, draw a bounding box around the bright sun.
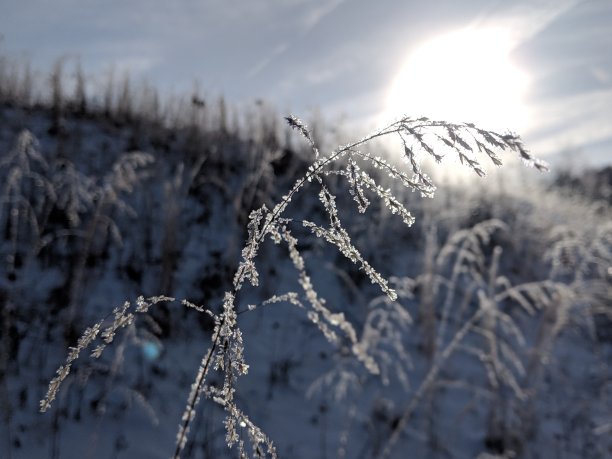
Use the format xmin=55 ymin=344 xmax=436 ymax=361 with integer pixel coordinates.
xmin=385 ymin=27 xmax=530 ymax=132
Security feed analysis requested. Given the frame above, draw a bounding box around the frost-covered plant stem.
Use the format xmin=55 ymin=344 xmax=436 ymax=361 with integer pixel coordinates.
xmin=379 ymin=306 xmax=487 ymax=459
xmin=66 ymin=196 xmax=107 ymax=332
xmin=65 ymin=152 xmax=153 ymax=338
xmin=172 ymin=121 xmax=403 ymax=458
xmin=172 ymin=325 xmax=220 ymax=457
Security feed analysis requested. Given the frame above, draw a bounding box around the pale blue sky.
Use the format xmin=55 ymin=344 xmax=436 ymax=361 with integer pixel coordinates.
xmin=1 ymin=0 xmax=611 ymax=166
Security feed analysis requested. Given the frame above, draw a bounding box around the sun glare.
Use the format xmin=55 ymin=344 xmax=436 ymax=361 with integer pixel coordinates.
xmin=385 ymin=28 xmax=529 ymax=132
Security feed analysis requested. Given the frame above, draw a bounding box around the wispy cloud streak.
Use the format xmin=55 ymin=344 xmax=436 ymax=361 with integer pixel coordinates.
xmin=245 ymin=0 xmax=346 ymax=79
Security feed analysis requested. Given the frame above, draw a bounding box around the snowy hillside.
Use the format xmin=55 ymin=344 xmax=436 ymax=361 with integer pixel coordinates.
xmin=0 ymin=69 xmax=611 ymax=459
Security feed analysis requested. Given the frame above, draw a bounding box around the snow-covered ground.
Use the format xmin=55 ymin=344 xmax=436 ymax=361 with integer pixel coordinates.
xmin=0 ymin=102 xmax=610 ymax=459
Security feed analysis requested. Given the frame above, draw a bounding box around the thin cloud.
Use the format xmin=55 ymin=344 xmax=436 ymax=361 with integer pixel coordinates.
xmin=244 ymin=0 xmax=346 ymax=79
xmin=246 ymin=43 xmax=290 ymax=79
xmin=474 ymin=0 xmax=583 ymax=46
xmin=301 ymin=0 xmax=346 ymax=30
xmin=525 ymin=87 xmax=612 ymax=156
